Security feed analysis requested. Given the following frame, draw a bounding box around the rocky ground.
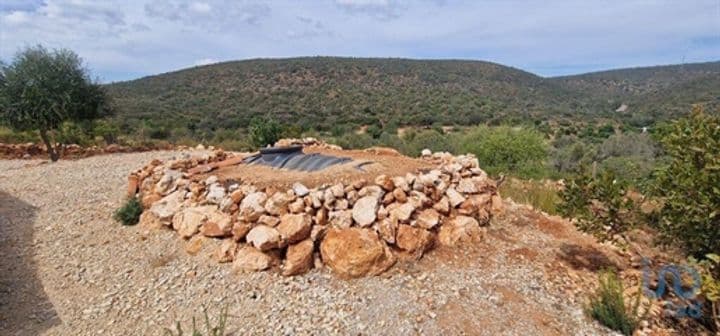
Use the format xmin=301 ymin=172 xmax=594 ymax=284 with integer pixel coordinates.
xmin=0 ymin=151 xmax=616 ymax=335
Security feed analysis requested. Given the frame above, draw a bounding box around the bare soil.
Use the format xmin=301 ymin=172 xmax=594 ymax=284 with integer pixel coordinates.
xmin=0 ymin=151 xmax=652 ymax=335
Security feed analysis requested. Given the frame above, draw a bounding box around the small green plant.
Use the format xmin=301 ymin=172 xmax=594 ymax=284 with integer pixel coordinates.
xmin=165 ymin=306 xmax=228 ymax=336
xmin=587 ymin=270 xmax=645 ymax=336
xmin=558 ymin=169 xmax=636 ymax=243
xmin=113 ymin=197 xmax=143 ymax=226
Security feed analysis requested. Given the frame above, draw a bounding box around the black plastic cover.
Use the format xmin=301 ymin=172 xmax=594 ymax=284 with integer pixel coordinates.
xmin=243 ymin=146 xmax=352 ymax=172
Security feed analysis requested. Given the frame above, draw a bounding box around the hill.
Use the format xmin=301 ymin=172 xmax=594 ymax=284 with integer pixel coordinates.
xmin=106 ymin=57 xmax=719 ymax=133
xmin=551 ymin=61 xmax=720 ymax=125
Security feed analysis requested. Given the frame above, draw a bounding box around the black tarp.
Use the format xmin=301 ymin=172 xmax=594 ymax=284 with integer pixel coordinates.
xmin=242 ymin=146 xmax=353 ymax=172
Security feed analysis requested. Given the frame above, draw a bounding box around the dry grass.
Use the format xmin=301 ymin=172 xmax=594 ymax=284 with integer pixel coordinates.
xmin=499 ymin=178 xmax=560 ymax=215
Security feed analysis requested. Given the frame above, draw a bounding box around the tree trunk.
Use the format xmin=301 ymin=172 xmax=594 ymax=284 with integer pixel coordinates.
xmin=39 ymin=129 xmax=59 ymax=162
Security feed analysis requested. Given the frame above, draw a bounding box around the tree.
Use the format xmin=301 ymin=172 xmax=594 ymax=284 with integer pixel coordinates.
xmin=0 ymin=46 xmax=109 ymax=161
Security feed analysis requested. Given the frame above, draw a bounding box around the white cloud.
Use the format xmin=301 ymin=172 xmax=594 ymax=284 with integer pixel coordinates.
xmin=144 ymin=0 xmax=270 ymax=29
xmin=0 ymin=0 xmax=717 ymax=82
xmin=194 ymin=58 xmax=218 ymax=66
xmin=190 ymin=2 xmax=212 ymax=13
xmin=336 ymin=0 xmax=391 ymax=7
xmin=2 ymin=10 xmax=30 ymax=25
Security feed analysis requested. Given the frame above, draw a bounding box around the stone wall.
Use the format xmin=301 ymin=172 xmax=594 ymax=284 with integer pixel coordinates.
xmin=0 ymin=142 xmax=178 ymax=159
xmin=130 ymin=148 xmax=504 ymax=278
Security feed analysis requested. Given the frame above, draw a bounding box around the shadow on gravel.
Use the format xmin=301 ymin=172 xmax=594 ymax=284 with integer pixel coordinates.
xmin=0 ymin=191 xmax=59 ymax=334
xmin=558 ymin=243 xmax=618 ymax=272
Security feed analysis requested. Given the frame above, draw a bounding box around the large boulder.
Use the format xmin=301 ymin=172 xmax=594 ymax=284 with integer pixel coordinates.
xmin=438 ymin=216 xmax=483 ymax=247
xmin=200 ymin=209 xmax=233 ymax=237
xmin=329 ymin=210 xmax=353 ymax=229
xmin=264 ymin=192 xmax=293 ymax=216
xmin=282 ymin=239 xmax=314 ymax=276
xmin=351 ymin=196 xmax=379 ymax=227
xmin=320 ymin=228 xmax=396 ymax=278
xmin=149 ymin=190 xmax=186 ymax=224
xmin=277 ymin=213 xmax=312 ymax=244
xmin=172 ymin=205 xmax=215 ymax=238
xmin=233 ymin=246 xmax=273 ymax=272
xmin=456 ymin=178 xmax=478 ymax=194
xmin=445 ymin=187 xmax=465 ymax=207
xmin=246 ymin=225 xmax=282 ymax=251
xmin=216 ymin=240 xmax=238 ymax=263
xmin=376 ymin=217 xmax=397 ymax=244
xmin=155 ymin=169 xmax=182 ymax=195
xmin=205 ymin=183 xmax=226 ymax=204
xmin=416 ymin=208 xmax=440 ymax=229
xmin=396 ymin=224 xmax=435 ymax=257
xmin=239 ymin=192 xmax=267 ymax=221
xmin=374 ymin=174 xmax=395 ymax=191
xmin=389 ymin=202 xmax=415 ymax=222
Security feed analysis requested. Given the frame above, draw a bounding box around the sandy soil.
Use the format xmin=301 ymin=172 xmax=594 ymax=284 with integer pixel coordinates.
xmin=0 ymin=151 xmax=615 ymax=335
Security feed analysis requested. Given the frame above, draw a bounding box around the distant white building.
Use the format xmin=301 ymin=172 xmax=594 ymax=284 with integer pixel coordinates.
xmin=615 ymin=103 xmax=628 ymax=113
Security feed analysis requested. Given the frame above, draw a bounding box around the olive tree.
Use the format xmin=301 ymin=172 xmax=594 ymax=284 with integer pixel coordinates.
xmin=0 ymin=46 xmax=109 ymax=161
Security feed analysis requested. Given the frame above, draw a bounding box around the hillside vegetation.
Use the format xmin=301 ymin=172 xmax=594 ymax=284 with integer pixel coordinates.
xmin=106 ymin=57 xmax=719 ymax=135
xmin=107 ymin=57 xmax=583 ymax=132
xmin=553 ymin=61 xmax=720 ymax=125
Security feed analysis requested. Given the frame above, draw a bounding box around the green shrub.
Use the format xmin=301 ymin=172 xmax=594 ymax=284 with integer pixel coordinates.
xmin=366 ymin=124 xmax=382 ymax=139
xmin=459 ymin=126 xmax=549 ymax=178
xmin=550 ymin=135 xmax=594 ymax=175
xmin=595 ymin=132 xmax=659 ymax=183
xmin=248 ymin=117 xmax=282 ymax=148
xmin=114 ymin=197 xmax=143 ymax=226
xmin=334 ymin=133 xmax=375 ymax=150
xmin=587 ymin=270 xmax=644 ymax=336
xmin=651 ymin=106 xmax=720 ymax=257
xmin=54 ymin=121 xmax=97 ymax=146
xmin=0 ymin=126 xmax=37 ymax=143
xmin=558 ymin=169 xmax=636 ymax=243
xmin=401 ymin=129 xmax=455 ymax=157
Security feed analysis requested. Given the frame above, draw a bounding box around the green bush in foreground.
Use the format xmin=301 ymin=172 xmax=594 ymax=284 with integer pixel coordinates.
xmin=587 ymin=270 xmax=644 ymax=336
xmin=113 ymin=197 xmax=143 ymax=226
xmin=651 ymin=106 xmax=720 ymax=257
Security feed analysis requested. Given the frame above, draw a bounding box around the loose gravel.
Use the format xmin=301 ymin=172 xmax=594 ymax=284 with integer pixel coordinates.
xmin=0 ymin=152 xmax=612 ymax=335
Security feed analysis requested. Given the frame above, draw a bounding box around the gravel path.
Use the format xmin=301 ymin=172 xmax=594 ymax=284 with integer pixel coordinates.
xmin=0 ymin=152 xmax=612 ymax=335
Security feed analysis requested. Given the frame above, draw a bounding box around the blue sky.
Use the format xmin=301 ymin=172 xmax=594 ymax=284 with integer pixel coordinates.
xmin=1 ymin=0 xmax=718 ymax=83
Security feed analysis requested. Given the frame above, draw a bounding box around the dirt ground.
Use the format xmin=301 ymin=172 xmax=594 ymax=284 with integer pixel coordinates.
xmin=198 ymin=146 xmax=436 ymax=189
xmin=0 ymin=151 xmax=620 ymax=335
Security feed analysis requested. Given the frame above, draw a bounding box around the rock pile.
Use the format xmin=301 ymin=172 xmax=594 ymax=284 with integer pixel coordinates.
xmin=273 ymin=137 xmax=342 ymax=150
xmin=129 ymin=147 xmax=503 ymax=278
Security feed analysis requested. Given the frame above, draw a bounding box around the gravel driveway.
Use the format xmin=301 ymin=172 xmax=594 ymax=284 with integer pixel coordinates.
xmin=0 ymin=152 xmax=611 ymax=335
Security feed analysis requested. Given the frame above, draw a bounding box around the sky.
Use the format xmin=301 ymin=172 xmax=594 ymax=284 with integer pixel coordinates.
xmin=1 ymin=0 xmax=718 ymax=83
